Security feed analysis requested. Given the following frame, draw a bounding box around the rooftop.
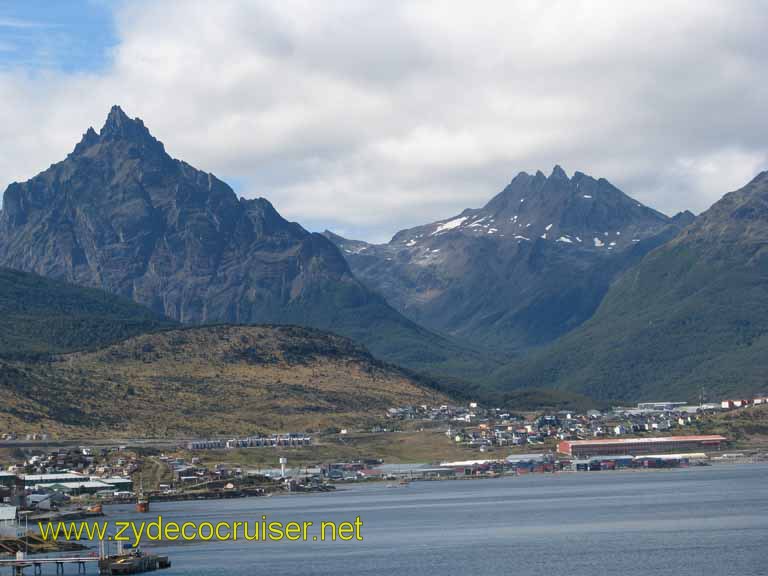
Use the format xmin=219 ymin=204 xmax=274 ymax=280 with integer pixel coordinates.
xmin=23 ymin=473 xmax=88 ymax=482
xmin=35 ymin=481 xmax=114 ymax=490
xmin=563 ymin=435 xmax=726 ymax=446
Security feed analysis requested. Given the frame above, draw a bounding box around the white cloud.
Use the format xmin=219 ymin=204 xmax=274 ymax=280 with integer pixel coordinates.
xmin=0 ymin=0 xmax=766 ymax=242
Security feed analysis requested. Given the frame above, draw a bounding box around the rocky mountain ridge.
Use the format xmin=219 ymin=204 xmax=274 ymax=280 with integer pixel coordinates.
xmin=0 ymin=106 xmax=485 ymax=379
xmin=492 ymin=171 xmax=768 ymax=401
xmin=326 ymin=166 xmax=690 ymax=352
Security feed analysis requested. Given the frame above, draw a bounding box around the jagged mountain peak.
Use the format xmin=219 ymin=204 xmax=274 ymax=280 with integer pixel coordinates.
xmin=0 ymin=105 xmax=328 ymax=308
xmin=103 ymin=104 xmax=130 ymax=130
xmin=101 ymin=105 xmax=152 ymax=140
xmin=70 ymin=105 xmax=164 ymax=159
xmin=386 ymin=167 xmax=670 ymax=251
xmin=326 ymin=167 xmax=688 ymax=355
xmin=0 ymin=107 xmax=479 ymax=381
xmin=484 ymin=165 xmax=596 ymax=212
xmin=73 ymin=126 xmax=99 ymax=153
xmin=495 ymin=169 xmax=768 ymax=401
xmin=550 ymin=164 xmax=568 ymax=180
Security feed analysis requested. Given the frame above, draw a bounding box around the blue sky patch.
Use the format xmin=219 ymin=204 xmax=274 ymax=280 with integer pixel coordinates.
xmin=0 ymin=0 xmax=117 ymax=73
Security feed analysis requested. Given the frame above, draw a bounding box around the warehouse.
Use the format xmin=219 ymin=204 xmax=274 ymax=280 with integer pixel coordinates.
xmin=0 ymin=472 xmax=17 ymax=489
xmin=558 ymin=435 xmax=725 ymax=458
xmin=21 ymin=472 xmax=88 ymax=488
xmin=34 ymin=480 xmax=116 ymax=496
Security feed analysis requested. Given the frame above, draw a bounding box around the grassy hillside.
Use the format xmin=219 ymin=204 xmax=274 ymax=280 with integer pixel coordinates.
xmin=696 ymin=405 xmax=768 ymax=449
xmin=195 ymin=430 xmax=482 ymax=468
xmin=0 ymin=267 xmax=176 ymax=359
xmin=0 ymin=325 xmax=449 ymax=437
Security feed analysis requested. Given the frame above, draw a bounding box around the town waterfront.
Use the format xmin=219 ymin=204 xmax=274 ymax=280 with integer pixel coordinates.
xmin=101 ymin=463 xmax=767 ymax=576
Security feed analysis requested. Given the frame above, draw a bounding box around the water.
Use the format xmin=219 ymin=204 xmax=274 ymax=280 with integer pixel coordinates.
xmin=104 ymin=464 xmax=767 ymax=575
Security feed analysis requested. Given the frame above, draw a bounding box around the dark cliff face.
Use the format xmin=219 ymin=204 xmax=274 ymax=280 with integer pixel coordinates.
xmin=0 ymin=106 xmax=356 ymax=323
xmin=326 ymin=166 xmax=686 ymax=353
xmin=0 ymin=106 xmax=486 ymax=379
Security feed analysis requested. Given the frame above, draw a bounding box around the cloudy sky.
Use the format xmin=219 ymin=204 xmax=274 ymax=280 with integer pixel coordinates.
xmin=0 ymin=1 xmax=766 ymax=242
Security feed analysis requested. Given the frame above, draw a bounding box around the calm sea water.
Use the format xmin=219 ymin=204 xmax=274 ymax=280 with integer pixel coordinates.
xmin=102 ymin=464 xmax=767 ymax=576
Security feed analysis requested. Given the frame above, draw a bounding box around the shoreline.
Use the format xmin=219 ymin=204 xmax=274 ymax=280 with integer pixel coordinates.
xmin=89 ymin=457 xmax=765 ymax=509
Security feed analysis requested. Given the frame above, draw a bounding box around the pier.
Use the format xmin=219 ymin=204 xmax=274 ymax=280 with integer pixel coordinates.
xmin=0 ymin=550 xmax=170 ymax=575
xmin=0 ymin=556 xmax=96 ymax=576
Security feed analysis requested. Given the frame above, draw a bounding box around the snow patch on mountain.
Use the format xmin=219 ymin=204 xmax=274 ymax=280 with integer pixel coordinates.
xmin=431 ymin=216 xmax=467 ymax=235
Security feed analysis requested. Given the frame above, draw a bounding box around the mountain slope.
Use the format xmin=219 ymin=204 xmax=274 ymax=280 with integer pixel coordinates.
xmin=0 ymin=266 xmax=175 ymax=359
xmin=493 ymin=171 xmax=768 ymax=402
xmin=0 ymin=106 xmax=487 ymax=379
xmin=0 ymin=325 xmax=449 ymax=436
xmin=326 ymin=167 xmax=686 ymax=353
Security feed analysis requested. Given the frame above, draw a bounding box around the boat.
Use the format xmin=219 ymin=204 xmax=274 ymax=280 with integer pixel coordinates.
xmin=135 ymin=497 xmax=149 ymax=513
xmin=98 ymin=549 xmax=171 ymax=575
xmin=87 ymin=503 xmax=104 ymax=515
xmin=135 ymin=475 xmax=150 ymax=513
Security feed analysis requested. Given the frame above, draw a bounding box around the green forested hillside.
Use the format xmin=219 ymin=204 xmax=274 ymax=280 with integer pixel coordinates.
xmin=493 ymin=171 xmax=768 ymax=402
xmin=0 ymin=267 xmax=176 ymax=358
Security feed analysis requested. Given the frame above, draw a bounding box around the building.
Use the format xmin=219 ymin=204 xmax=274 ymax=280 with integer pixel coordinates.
xmin=372 ymin=463 xmax=456 ymax=480
xmin=21 ymin=473 xmax=88 ymax=488
xmin=0 ymin=472 xmax=17 ymax=489
xmin=35 ymin=480 xmax=116 ymax=496
xmin=636 ymin=402 xmax=687 ymax=411
xmin=557 ymin=435 xmax=725 ymax=458
xmin=97 ymin=477 xmax=133 ymax=492
xmin=0 ymin=505 xmax=22 ymax=538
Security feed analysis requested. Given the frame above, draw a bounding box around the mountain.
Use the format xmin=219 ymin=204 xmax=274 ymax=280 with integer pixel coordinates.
xmin=0 ymin=325 xmax=449 ymax=436
xmin=0 ymin=266 xmax=175 ymax=359
xmin=493 ymin=171 xmax=768 ymax=402
xmin=326 ymin=166 xmax=687 ymax=353
xmin=0 ymin=106 xmax=487 ymax=379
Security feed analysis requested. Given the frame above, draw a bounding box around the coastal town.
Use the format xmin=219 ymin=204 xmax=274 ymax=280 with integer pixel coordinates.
xmin=0 ymin=392 xmax=764 ymax=572
xmin=1 ymin=393 xmax=765 ymax=506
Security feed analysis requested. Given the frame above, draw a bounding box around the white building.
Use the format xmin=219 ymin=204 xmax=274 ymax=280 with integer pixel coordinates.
xmin=0 ymin=505 xmax=23 ymax=538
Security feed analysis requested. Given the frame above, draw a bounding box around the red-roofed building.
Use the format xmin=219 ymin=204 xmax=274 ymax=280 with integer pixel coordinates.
xmin=558 ymin=435 xmax=726 ymax=458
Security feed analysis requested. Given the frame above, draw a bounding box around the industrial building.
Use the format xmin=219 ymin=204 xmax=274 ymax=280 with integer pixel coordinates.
xmin=0 ymin=472 xmax=17 ymax=489
xmin=557 ymin=435 xmax=726 ymax=458
xmin=21 ymin=472 xmax=88 ymax=488
xmin=34 ymin=480 xmax=117 ymax=496
xmin=636 ymin=402 xmax=687 ymax=411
